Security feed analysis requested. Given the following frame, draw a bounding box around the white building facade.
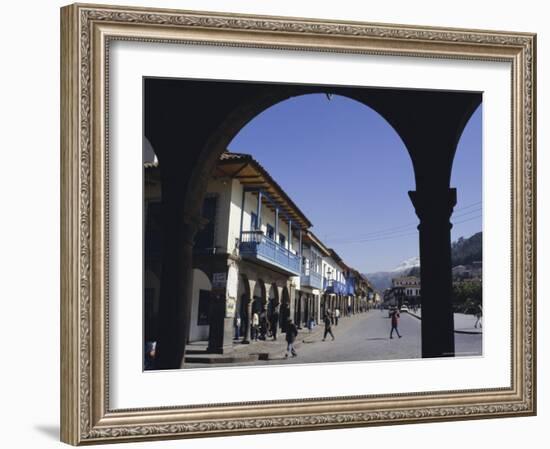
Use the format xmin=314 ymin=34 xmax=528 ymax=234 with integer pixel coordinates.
xmin=144 ymin=150 xmax=372 ymax=358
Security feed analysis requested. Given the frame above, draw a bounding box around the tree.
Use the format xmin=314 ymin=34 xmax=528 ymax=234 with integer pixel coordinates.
xmin=451 ymin=281 xmax=482 ymax=313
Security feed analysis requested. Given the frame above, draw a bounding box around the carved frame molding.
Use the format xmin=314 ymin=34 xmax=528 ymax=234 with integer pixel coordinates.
xmin=60 ymin=3 xmax=536 ymax=445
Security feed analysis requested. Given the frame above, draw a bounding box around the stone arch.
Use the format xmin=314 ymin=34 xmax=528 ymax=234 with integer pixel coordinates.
xmin=280 ymin=286 xmax=291 ymax=330
xmin=183 ymin=90 xmax=416 ymax=222
xmin=267 ymin=283 xmax=279 ymax=314
xmin=236 ymin=273 xmax=250 ymax=316
xmin=146 ymin=78 xmax=482 ymax=366
xmin=233 ymin=273 xmax=251 ymax=341
xmin=252 ymin=278 xmax=267 ymax=314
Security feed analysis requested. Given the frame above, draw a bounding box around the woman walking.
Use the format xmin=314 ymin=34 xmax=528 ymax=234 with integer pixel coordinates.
xmin=390 ymin=306 xmax=402 ymax=339
xmin=285 ymin=319 xmax=298 ymax=358
xmin=322 ymin=313 xmax=335 ymax=341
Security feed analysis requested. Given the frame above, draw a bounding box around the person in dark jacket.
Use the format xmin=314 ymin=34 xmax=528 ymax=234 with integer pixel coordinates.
xmin=390 ymin=307 xmax=402 ymax=339
xmin=285 ymin=319 xmax=298 ymax=358
xmin=322 ymin=313 xmax=335 ymax=341
xmin=259 ymin=310 xmax=268 ymax=340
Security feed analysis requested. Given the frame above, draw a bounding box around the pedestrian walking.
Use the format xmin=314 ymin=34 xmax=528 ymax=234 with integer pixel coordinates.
xmin=251 ymin=311 xmax=260 ymax=341
xmin=285 ymin=319 xmax=298 ymax=358
xmin=389 ymin=307 xmax=402 ymax=339
xmin=307 ymin=315 xmax=314 ymax=333
xmin=259 ymin=310 xmax=268 ymax=340
xmin=322 ymin=313 xmax=335 ymax=341
xmin=474 ymin=304 xmax=483 ymax=328
xmin=335 ymin=308 xmax=340 ymax=325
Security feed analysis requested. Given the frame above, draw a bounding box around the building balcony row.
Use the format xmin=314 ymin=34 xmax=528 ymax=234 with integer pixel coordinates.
xmin=300 ymin=270 xmax=323 ymax=290
xmin=323 ymin=278 xmax=348 ymax=295
xmin=239 ymin=230 xmax=301 ymax=276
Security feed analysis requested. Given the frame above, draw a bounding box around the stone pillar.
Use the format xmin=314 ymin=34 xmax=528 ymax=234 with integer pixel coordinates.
xmin=409 ymin=188 xmax=457 ymax=358
xmin=207 ymin=263 xmax=238 ymax=354
xmin=288 ymin=283 xmax=296 ymax=325
xmin=156 ymin=210 xmax=203 ymax=369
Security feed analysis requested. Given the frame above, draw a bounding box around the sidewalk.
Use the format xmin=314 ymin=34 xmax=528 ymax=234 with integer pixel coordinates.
xmin=185 ymin=313 xmax=358 ymax=364
xmin=407 ymin=309 xmax=482 ymax=334
xmin=236 ymin=322 xmax=327 ymax=359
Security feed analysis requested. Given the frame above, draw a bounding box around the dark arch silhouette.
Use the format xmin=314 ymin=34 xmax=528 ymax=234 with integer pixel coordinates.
xmin=252 ymin=279 xmax=267 ymax=312
xmin=145 ymin=77 xmax=481 ymax=368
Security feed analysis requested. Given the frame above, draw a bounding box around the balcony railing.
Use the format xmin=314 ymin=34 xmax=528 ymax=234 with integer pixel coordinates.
xmin=323 ymin=278 xmax=347 ymax=295
xmin=345 ymin=278 xmax=356 ymax=296
xmin=301 ymin=270 xmax=323 ymax=289
xmin=239 ymin=231 xmax=300 ymax=275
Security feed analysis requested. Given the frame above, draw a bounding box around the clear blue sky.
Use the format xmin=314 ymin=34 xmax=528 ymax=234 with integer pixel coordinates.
xmin=229 ymin=94 xmax=482 ymax=273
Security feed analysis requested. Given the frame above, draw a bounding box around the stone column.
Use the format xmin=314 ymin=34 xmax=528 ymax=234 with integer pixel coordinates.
xmin=207 ymin=263 xmax=238 ymax=354
xmin=409 ymin=188 xmax=457 ymax=358
xmin=156 ymin=211 xmax=203 ymax=370
xmin=288 ymin=283 xmax=296 ymax=326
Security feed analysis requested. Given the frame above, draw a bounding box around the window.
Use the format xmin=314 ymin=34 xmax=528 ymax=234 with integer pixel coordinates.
xmin=266 ymin=223 xmax=274 ymax=240
xmin=194 ymin=196 xmax=217 ymax=253
xmin=250 ymin=212 xmax=258 ymax=230
xmin=279 ymin=233 xmax=286 ymax=248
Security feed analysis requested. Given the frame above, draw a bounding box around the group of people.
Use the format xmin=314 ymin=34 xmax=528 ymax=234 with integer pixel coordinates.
xmin=324 ymin=308 xmax=341 ymax=326
xmin=284 ymin=312 xmax=338 ymax=358
xmin=234 ymin=308 xmax=284 ymax=342
xmin=249 ymin=309 xmax=281 ymax=342
xmin=232 ymin=308 xmax=343 ymax=358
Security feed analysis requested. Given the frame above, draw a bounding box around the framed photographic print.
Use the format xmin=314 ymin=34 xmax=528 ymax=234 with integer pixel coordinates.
xmin=60 ymin=3 xmax=537 ymax=445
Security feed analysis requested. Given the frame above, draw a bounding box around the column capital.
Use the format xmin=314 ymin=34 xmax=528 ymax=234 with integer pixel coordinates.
xmin=408 ymin=188 xmax=457 ymax=222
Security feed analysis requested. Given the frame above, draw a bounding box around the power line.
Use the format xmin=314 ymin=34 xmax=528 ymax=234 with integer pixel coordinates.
xmin=323 ymin=200 xmax=482 ymax=243
xmin=451 ymin=214 xmax=483 ymax=226
xmin=334 ymin=230 xmax=419 ymax=246
xmin=331 ymin=214 xmax=481 ymax=246
xmin=326 ymin=207 xmax=481 ymax=245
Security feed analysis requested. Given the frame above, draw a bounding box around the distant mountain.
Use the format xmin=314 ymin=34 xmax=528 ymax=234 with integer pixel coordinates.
xmin=364 ymin=232 xmax=482 ymax=292
xmin=391 ymin=256 xmax=420 ymax=272
xmin=451 ymin=232 xmax=482 ymax=266
xmin=365 ymin=257 xmax=420 ymax=292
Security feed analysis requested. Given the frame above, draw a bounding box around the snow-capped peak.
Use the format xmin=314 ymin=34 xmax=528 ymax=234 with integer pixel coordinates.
xmin=391 ymin=256 xmax=420 ymax=272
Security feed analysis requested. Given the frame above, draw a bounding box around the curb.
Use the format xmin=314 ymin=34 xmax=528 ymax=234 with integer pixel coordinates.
xmin=406 ymin=312 xmax=482 ymax=335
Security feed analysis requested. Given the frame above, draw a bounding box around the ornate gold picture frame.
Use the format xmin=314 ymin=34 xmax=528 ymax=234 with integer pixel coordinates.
xmin=60 ymin=3 xmax=536 ymax=445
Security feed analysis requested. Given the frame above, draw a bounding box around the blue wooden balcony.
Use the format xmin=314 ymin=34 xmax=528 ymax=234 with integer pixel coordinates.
xmin=324 ymin=278 xmax=347 ymax=295
xmin=345 ymin=277 xmax=356 ymax=296
xmin=239 ymin=231 xmax=300 ymax=275
xmin=301 ymin=270 xmax=323 ymax=289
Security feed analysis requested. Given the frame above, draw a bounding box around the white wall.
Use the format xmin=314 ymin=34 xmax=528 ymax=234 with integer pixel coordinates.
xmin=204 ymin=178 xmax=233 ymax=252
xmin=230 ymin=180 xmax=300 ymax=253
xmin=322 ymin=257 xmax=344 ymax=283
xmin=303 ymin=245 xmax=323 ymax=275
xmin=1 ymin=1 xmax=547 ymax=449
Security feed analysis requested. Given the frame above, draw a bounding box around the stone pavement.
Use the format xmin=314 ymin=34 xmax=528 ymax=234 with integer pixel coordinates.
xmin=184 ymin=313 xmax=365 ymax=365
xmin=183 ymin=309 xmax=482 ymax=367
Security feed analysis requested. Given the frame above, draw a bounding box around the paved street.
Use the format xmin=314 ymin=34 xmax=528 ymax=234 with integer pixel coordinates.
xmin=185 ymin=311 xmax=482 ymax=368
